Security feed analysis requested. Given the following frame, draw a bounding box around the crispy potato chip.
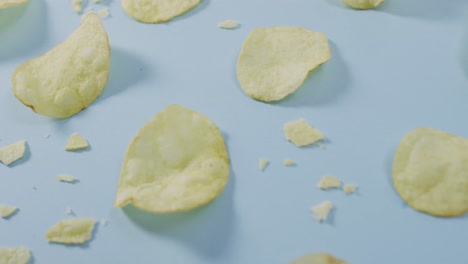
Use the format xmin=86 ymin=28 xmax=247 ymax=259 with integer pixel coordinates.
xmin=0 ymin=204 xmax=17 ymax=218
xmin=343 ymin=0 xmax=384 ymax=10
xmin=342 ymin=184 xmax=358 ymax=195
xmin=317 ymin=176 xmax=342 ymax=190
xmin=115 ymin=104 xmax=230 ymax=213
xmin=283 ymin=118 xmax=325 ymax=147
xmin=56 ymin=174 xmax=79 ymax=183
xmin=258 ymin=158 xmax=269 ymax=171
xmin=237 ymin=26 xmax=331 ymax=102
xmin=121 ymin=0 xmax=201 ymax=23
xmin=0 ymin=0 xmax=28 ymax=9
xmin=0 ymin=140 xmax=26 ymax=166
xmin=65 ymin=133 xmax=89 ymax=151
xmin=0 ymin=247 xmax=31 ymax=264
xmin=290 ymin=253 xmax=347 ymax=264
xmin=218 ymin=20 xmax=238 ymax=29
xmin=12 ymin=13 xmax=110 ymax=118
xmin=311 ymin=200 xmax=333 ymax=222
xmin=46 ymin=218 xmax=95 ymax=244
xmin=393 ymin=128 xmax=468 ymax=217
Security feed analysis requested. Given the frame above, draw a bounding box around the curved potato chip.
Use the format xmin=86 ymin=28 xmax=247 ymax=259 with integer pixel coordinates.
xmin=65 ymin=133 xmax=89 ymax=151
xmin=0 ymin=247 xmax=31 ymax=264
xmin=0 ymin=0 xmax=28 ymax=9
xmin=121 ymin=0 xmax=201 ymax=23
xmin=237 ymin=26 xmax=331 ymax=102
xmin=0 ymin=140 xmax=26 ymax=166
xmin=46 ymin=218 xmax=95 ymax=244
xmin=115 ymin=104 xmax=230 ymax=213
xmin=343 ymin=0 xmax=384 ymax=10
xmin=290 ymin=253 xmax=347 ymax=264
xmin=393 ymin=128 xmax=468 ymax=217
xmin=11 ymin=13 xmax=110 ymax=118
xmin=0 ymin=204 xmax=17 ymax=218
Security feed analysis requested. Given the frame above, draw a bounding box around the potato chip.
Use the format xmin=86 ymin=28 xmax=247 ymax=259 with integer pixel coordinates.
xmin=46 ymin=218 xmax=95 ymax=244
xmin=237 ymin=26 xmax=331 ymax=102
xmin=0 ymin=204 xmax=17 ymax=218
xmin=0 ymin=140 xmax=26 ymax=166
xmin=317 ymin=176 xmax=342 ymax=190
xmin=258 ymin=158 xmax=269 ymax=171
xmin=65 ymin=133 xmax=89 ymax=151
xmin=218 ymin=20 xmax=238 ymax=29
xmin=311 ymin=200 xmax=333 ymax=222
xmin=283 ymin=118 xmax=325 ymax=147
xmin=114 ymin=104 xmax=230 ymax=213
xmin=121 ymin=0 xmax=201 ymax=23
xmin=290 ymin=253 xmax=347 ymax=264
xmin=12 ymin=13 xmax=110 ymax=118
xmin=56 ymin=174 xmax=79 ymax=183
xmin=343 ymin=0 xmax=384 ymax=10
xmin=393 ymin=128 xmax=468 ymax=217
xmin=0 ymin=0 xmax=28 ymax=9
xmin=342 ymin=184 xmax=358 ymax=195
xmin=0 ymin=247 xmax=31 ymax=264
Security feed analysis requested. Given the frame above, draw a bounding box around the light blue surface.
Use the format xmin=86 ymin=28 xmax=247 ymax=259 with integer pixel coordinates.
xmin=1 ymin=0 xmax=468 ymax=263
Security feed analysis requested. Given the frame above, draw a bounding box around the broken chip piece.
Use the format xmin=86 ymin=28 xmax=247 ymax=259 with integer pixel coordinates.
xmin=0 ymin=0 xmax=29 ymax=9
xmin=218 ymin=20 xmax=239 ymax=29
xmin=317 ymin=176 xmax=342 ymax=190
xmin=237 ymin=26 xmax=331 ymax=102
xmin=343 ymin=0 xmax=384 ymax=10
xmin=98 ymin=7 xmax=110 ymax=18
xmin=343 ymin=184 xmax=358 ymax=195
xmin=121 ymin=0 xmax=201 ymax=23
xmin=0 ymin=247 xmax=31 ymax=264
xmin=56 ymin=174 xmax=79 ymax=183
xmin=0 ymin=204 xmax=17 ymax=218
xmin=71 ymin=0 xmax=83 ymax=13
xmin=393 ymin=127 xmax=468 ymax=217
xmin=114 ymin=104 xmax=230 ymax=213
xmin=46 ymin=218 xmax=95 ymax=244
xmin=65 ymin=133 xmax=89 ymax=151
xmin=283 ymin=118 xmax=325 ymax=147
xmin=0 ymin=140 xmax=26 ymax=166
xmin=290 ymin=253 xmax=347 ymax=264
xmin=311 ymin=200 xmax=333 ymax=222
xmin=12 ymin=13 xmax=110 ymax=118
xmin=258 ymin=158 xmax=269 ymax=171
xmin=283 ymin=158 xmax=296 ymax=166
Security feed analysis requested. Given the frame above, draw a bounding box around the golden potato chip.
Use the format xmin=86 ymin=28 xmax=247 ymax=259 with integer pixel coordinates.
xmin=0 ymin=204 xmax=17 ymax=218
xmin=317 ymin=176 xmax=342 ymax=190
xmin=290 ymin=253 xmax=347 ymax=264
xmin=343 ymin=0 xmax=384 ymax=10
xmin=393 ymin=128 xmax=468 ymax=217
xmin=311 ymin=200 xmax=333 ymax=222
xmin=65 ymin=133 xmax=89 ymax=151
xmin=115 ymin=104 xmax=230 ymax=213
xmin=342 ymin=184 xmax=358 ymax=195
xmin=283 ymin=118 xmax=325 ymax=147
xmin=0 ymin=0 xmax=28 ymax=9
xmin=0 ymin=247 xmax=31 ymax=264
xmin=237 ymin=26 xmax=331 ymax=102
xmin=0 ymin=140 xmax=26 ymax=166
xmin=46 ymin=218 xmax=95 ymax=244
xmin=121 ymin=0 xmax=201 ymax=23
xmin=12 ymin=13 xmax=110 ymax=118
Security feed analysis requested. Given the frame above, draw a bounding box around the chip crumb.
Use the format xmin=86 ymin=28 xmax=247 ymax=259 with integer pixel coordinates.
xmin=343 ymin=184 xmax=358 ymax=195
xmin=317 ymin=176 xmax=342 ymax=190
xmin=311 ymin=200 xmax=333 ymax=222
xmin=0 ymin=204 xmax=18 ymax=218
xmin=283 ymin=118 xmax=325 ymax=147
xmin=100 ymin=219 xmax=108 ymax=226
xmin=56 ymin=174 xmax=79 ymax=183
xmin=217 ymin=19 xmax=239 ymax=29
xmin=65 ymin=133 xmax=89 ymax=151
xmin=283 ymin=158 xmax=296 ymax=166
xmin=258 ymin=158 xmax=269 ymax=171
xmin=0 ymin=247 xmax=31 ymax=264
xmin=44 ymin=133 xmax=50 ymax=139
xmin=0 ymin=140 xmax=27 ymax=166
xmin=65 ymin=207 xmax=74 ymax=215
xmin=98 ymin=7 xmax=110 ymax=18
xmin=46 ymin=218 xmax=96 ymax=244
xmin=72 ymin=0 xmax=83 ymax=13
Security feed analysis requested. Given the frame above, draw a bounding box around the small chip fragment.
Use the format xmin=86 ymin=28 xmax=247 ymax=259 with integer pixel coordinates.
xmin=46 ymin=218 xmax=95 ymax=244
xmin=98 ymin=7 xmax=109 ymax=18
xmin=0 ymin=0 xmax=29 ymax=9
xmin=283 ymin=158 xmax=296 ymax=166
xmin=343 ymin=0 xmax=384 ymax=10
xmin=317 ymin=176 xmax=342 ymax=190
xmin=0 ymin=247 xmax=31 ymax=264
xmin=290 ymin=253 xmax=347 ymax=264
xmin=0 ymin=204 xmax=17 ymax=218
xmin=283 ymin=118 xmax=325 ymax=147
xmin=311 ymin=200 xmax=333 ymax=222
xmin=65 ymin=207 xmax=73 ymax=215
xmin=65 ymin=133 xmax=89 ymax=151
xmin=100 ymin=219 xmax=108 ymax=226
xmin=218 ymin=20 xmax=239 ymax=29
xmin=121 ymin=0 xmax=202 ymax=23
xmin=237 ymin=26 xmax=331 ymax=102
xmin=258 ymin=158 xmax=269 ymax=171
xmin=72 ymin=0 xmax=83 ymax=13
xmin=57 ymin=174 xmax=79 ymax=183
xmin=0 ymin=140 xmax=26 ymax=166
xmin=343 ymin=184 xmax=358 ymax=194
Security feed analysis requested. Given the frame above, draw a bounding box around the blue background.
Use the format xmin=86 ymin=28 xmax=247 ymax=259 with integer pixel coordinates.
xmin=1 ymin=0 xmax=468 ymax=263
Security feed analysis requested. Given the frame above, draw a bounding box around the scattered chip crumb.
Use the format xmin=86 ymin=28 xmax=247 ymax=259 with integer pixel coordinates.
xmin=318 ymin=143 xmax=325 ymax=150
xmin=56 ymin=174 xmax=79 ymax=183
xmin=343 ymin=184 xmax=358 ymax=195
xmin=72 ymin=0 xmax=83 ymax=13
xmin=0 ymin=247 xmax=31 ymax=264
xmin=283 ymin=158 xmax=296 ymax=166
xmin=65 ymin=208 xmax=74 ymax=215
xmin=283 ymin=118 xmax=325 ymax=147
xmin=65 ymin=133 xmax=89 ymax=151
xmin=317 ymin=175 xmax=342 ymax=190
xmin=0 ymin=140 xmax=27 ymax=166
xmin=217 ymin=20 xmax=239 ymax=29
xmin=0 ymin=204 xmax=18 ymax=218
xmin=98 ymin=7 xmax=109 ymax=18
xmin=100 ymin=219 xmax=108 ymax=226
xmin=258 ymin=158 xmax=269 ymax=171
xmin=46 ymin=218 xmax=96 ymax=244
xmin=44 ymin=133 xmax=50 ymax=139
xmin=311 ymin=200 xmax=333 ymax=222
